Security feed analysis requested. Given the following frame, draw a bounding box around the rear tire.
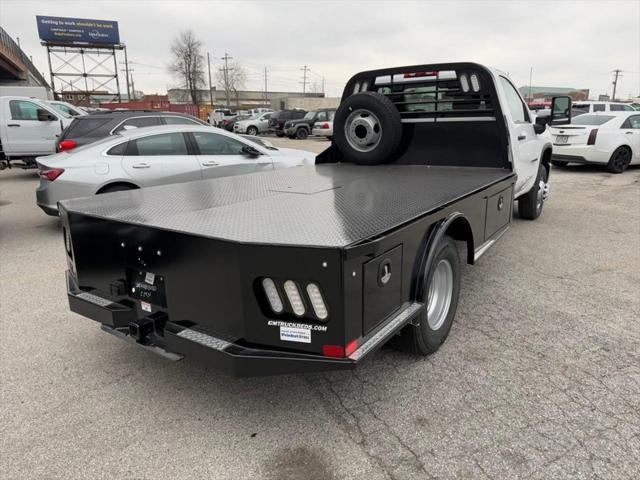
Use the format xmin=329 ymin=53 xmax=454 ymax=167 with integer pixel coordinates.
xmin=98 ymin=183 xmax=137 ymax=194
xmin=518 ymin=165 xmax=548 ymax=220
xmin=334 ymin=91 xmax=402 ymax=165
xmin=551 ymin=160 xmax=568 ymax=167
xmin=395 ymin=235 xmax=461 ymax=355
xmin=606 ymin=146 xmax=631 ymax=173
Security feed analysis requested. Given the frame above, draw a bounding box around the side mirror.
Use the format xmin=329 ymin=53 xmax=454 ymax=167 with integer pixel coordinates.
xmin=241 ymin=145 xmax=261 ymax=157
xmin=550 ymin=96 xmax=572 ymax=126
xmin=37 ymin=108 xmax=56 ymax=121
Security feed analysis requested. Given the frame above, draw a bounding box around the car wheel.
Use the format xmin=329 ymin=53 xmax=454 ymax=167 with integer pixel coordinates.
xmin=606 ymin=146 xmax=631 ymax=174
xmin=98 ymin=183 xmax=137 ymax=194
xmin=395 ymin=235 xmax=461 ymax=355
xmin=334 ymin=91 xmax=402 ymax=165
xmin=518 ymin=164 xmax=549 ymax=220
xmin=247 ymin=126 xmax=259 ymax=136
xmin=551 ymin=160 xmax=568 ymax=167
xmin=296 ymin=128 xmax=308 ymax=140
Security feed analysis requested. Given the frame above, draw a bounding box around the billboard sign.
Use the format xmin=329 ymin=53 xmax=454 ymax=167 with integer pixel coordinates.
xmin=36 ymin=16 xmax=120 ymax=46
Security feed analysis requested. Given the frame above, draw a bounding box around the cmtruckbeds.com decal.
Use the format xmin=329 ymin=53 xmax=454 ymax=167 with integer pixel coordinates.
xmin=267 ymin=320 xmax=328 ymax=332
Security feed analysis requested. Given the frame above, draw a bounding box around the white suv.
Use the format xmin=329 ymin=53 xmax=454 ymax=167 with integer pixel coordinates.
xmin=234 ymin=111 xmax=273 ymax=135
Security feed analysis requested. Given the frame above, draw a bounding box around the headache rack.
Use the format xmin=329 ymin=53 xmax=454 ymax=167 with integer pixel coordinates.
xmin=348 ymin=65 xmax=496 ymax=122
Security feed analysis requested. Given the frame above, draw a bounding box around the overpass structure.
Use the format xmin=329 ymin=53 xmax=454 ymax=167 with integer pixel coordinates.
xmin=0 ymin=26 xmax=50 ymax=89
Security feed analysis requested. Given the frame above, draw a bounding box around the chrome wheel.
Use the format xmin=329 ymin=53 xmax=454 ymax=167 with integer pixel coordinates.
xmin=427 ymin=259 xmax=454 ymax=331
xmin=344 ymin=109 xmax=382 ymax=153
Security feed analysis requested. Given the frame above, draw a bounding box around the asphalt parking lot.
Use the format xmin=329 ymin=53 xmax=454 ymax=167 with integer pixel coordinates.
xmin=1 ymin=137 xmax=639 ymax=480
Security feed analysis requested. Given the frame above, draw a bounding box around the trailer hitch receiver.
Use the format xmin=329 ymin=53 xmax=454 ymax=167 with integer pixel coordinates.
xmin=129 ymin=318 xmax=154 ymax=343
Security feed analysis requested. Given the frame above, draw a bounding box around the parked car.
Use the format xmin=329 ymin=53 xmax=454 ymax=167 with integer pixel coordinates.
xmin=233 ymin=111 xmax=274 ymax=135
xmin=549 ymin=112 xmax=640 ymax=173
xmin=222 ymin=114 xmax=251 ymax=132
xmin=269 ymin=109 xmax=307 ymax=136
xmin=312 ymin=111 xmax=335 ymax=138
xmin=56 ymin=110 xmax=207 ymax=152
xmin=47 ymin=100 xmax=88 ymax=117
xmin=0 ymin=95 xmax=73 ymax=167
xmin=571 ymin=101 xmax=635 ymax=114
xmin=284 ymin=109 xmax=336 ymax=139
xmin=208 ymin=109 xmax=235 ymax=127
xmin=36 ymin=124 xmax=315 ymax=215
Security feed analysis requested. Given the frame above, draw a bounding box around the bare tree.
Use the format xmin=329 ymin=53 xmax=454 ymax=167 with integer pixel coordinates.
xmin=215 ymin=61 xmax=247 ymax=107
xmin=168 ymin=30 xmax=205 ymax=104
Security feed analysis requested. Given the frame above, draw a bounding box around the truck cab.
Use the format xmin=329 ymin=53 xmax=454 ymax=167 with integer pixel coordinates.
xmin=0 ymin=96 xmax=73 ymax=164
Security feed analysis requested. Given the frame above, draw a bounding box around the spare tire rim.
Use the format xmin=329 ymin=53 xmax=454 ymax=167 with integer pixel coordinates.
xmin=344 ymin=109 xmax=382 ymax=153
xmin=427 ymin=259 xmax=453 ymax=331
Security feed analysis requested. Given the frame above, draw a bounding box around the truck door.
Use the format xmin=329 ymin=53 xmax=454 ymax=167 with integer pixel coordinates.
xmin=190 ymin=130 xmax=273 ymax=179
xmin=4 ymin=99 xmax=62 ymax=155
xmin=122 ymin=132 xmax=202 ymax=186
xmin=499 ymin=77 xmax=539 ymax=197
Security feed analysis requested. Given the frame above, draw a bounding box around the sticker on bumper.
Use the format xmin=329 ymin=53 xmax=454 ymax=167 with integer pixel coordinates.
xmin=280 ymin=326 xmax=311 ymax=344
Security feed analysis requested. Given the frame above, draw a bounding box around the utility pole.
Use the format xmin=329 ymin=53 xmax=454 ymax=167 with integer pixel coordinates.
xmin=528 ymin=67 xmax=533 ymax=102
xmin=122 ymin=45 xmax=131 ymax=100
xmin=611 ymin=69 xmax=622 ymax=101
xmin=221 ymin=52 xmax=233 ymax=108
xmin=264 ymin=66 xmax=268 ymax=105
xmin=207 ymin=52 xmax=214 ymax=107
xmin=300 ymin=64 xmax=310 ymax=95
xmin=322 ymin=76 xmax=325 ymax=95
xmin=130 ymin=72 xmax=136 ymax=101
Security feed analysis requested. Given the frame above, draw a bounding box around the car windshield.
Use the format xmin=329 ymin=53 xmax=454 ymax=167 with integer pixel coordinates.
xmin=570 ymin=114 xmax=615 ymax=126
xmin=304 ymin=111 xmax=316 ymax=119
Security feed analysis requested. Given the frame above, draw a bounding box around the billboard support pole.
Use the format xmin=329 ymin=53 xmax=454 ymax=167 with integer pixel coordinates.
xmin=45 ymin=45 xmax=56 ymax=99
xmin=123 ymin=45 xmax=130 ymax=101
xmin=113 ymin=48 xmax=122 ymax=103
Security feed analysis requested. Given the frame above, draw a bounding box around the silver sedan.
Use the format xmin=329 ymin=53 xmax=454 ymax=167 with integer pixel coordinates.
xmin=36 ymin=124 xmax=315 ymax=215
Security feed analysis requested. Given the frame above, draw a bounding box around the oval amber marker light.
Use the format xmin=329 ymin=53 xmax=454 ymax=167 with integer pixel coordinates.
xmin=262 ymin=278 xmax=283 ymax=313
xmin=306 ymin=283 xmax=328 ymax=320
xmin=283 ymin=280 xmax=305 ymax=316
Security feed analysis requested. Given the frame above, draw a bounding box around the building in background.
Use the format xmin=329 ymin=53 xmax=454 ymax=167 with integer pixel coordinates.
xmin=0 ymin=26 xmax=51 ymax=94
xmin=168 ymin=88 xmax=327 ymax=110
xmin=519 ymin=86 xmax=590 ymax=102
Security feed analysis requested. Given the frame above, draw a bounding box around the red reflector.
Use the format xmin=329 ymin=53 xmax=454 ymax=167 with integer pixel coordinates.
xmin=587 ymin=128 xmax=598 ymax=145
xmin=322 ymin=123 xmax=330 ymax=129
xmin=345 ymin=339 xmax=359 ymax=356
xmin=403 ymin=71 xmax=437 ymax=79
xmin=59 ymin=140 xmax=77 ymax=152
xmin=322 ymin=345 xmax=345 ymax=358
xmin=40 ymin=168 xmax=65 ymax=181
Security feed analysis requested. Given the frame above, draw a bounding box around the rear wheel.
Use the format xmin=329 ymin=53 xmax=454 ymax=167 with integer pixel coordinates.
xmin=247 ymin=126 xmax=259 ymax=136
xmin=396 ymin=235 xmax=461 ymax=355
xmin=518 ymin=165 xmax=548 ymax=220
xmin=606 ymin=146 xmax=631 ymax=173
xmin=296 ymin=128 xmax=308 ymax=140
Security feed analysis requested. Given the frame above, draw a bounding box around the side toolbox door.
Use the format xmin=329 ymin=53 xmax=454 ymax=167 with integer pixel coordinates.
xmin=122 ymin=132 xmax=202 ymax=186
xmin=498 ymin=77 xmax=539 ymax=197
xmin=4 ymin=99 xmax=61 ymax=155
xmin=190 ymin=130 xmax=273 ymax=179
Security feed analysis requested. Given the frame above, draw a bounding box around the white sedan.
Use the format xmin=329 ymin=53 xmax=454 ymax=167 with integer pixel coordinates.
xmin=549 ymin=112 xmax=640 ymax=173
xmin=312 ymin=120 xmax=333 ymax=139
xmin=36 ymin=124 xmax=315 ymax=215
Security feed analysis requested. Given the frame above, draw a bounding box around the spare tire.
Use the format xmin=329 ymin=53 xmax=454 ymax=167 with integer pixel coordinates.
xmin=334 ymin=91 xmax=402 ymax=165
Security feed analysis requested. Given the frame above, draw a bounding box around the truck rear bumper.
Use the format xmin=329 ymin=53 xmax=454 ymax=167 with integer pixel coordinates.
xmin=66 ymin=271 xmax=422 ymax=377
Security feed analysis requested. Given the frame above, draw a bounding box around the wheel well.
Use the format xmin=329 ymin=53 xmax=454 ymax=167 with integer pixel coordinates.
xmin=96 ymin=181 xmax=139 ymax=194
xmin=297 ymin=125 xmax=310 ymax=131
xmin=445 ymin=216 xmax=475 ymax=264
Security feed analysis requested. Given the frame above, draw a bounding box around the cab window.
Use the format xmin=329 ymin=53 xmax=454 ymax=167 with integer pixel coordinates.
xmin=193 ymin=132 xmax=249 ymax=155
xmin=593 ymin=104 xmax=605 ymax=112
xmin=499 ymin=77 xmax=529 ymax=123
xmin=128 ymin=133 xmax=189 ymax=156
xmin=10 ymin=100 xmax=44 ymax=121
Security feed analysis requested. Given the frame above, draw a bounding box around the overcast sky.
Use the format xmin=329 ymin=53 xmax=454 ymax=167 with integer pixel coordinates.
xmin=1 ymin=0 xmax=639 ymax=99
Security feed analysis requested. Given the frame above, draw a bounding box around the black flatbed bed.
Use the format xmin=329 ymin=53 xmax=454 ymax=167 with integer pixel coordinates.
xmin=62 ymin=164 xmax=513 ymax=248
